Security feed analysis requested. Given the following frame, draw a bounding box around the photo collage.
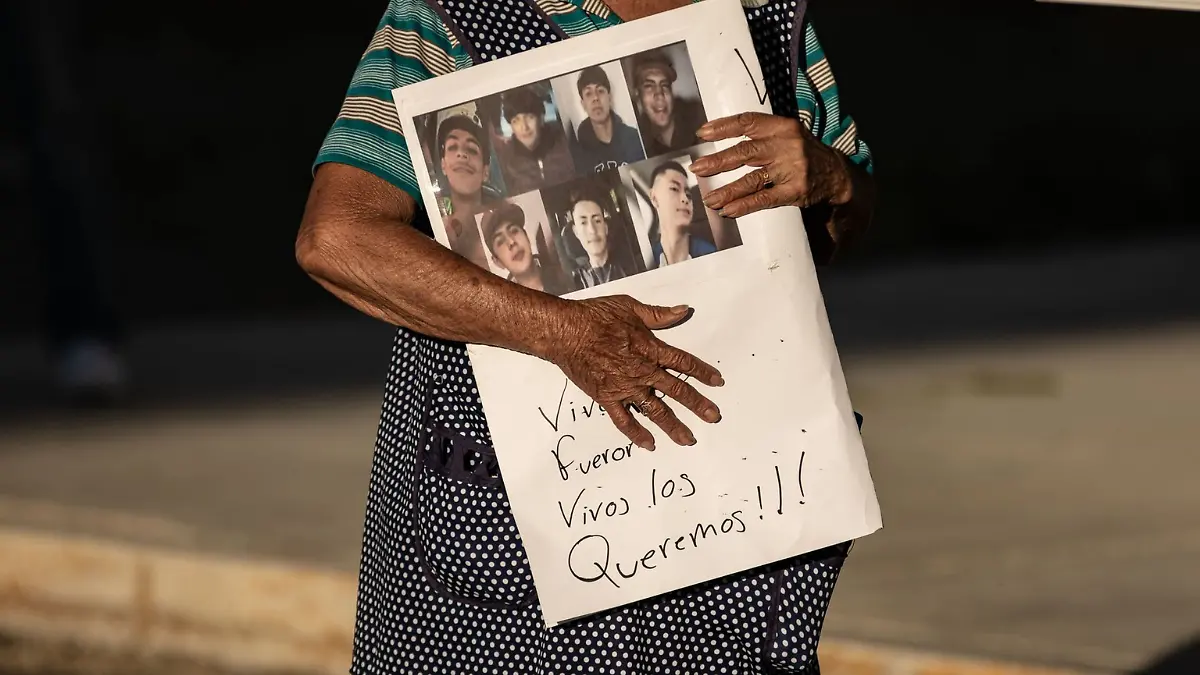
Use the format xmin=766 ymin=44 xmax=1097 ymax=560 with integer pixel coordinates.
xmin=413 ymin=42 xmax=744 ymax=297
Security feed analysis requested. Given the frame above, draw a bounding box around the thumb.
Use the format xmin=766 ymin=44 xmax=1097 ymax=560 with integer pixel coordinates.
xmin=632 ymin=301 xmax=692 ymax=330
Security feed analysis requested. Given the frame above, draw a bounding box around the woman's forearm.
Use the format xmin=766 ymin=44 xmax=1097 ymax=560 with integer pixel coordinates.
xmin=296 ymin=163 xmax=569 ymax=359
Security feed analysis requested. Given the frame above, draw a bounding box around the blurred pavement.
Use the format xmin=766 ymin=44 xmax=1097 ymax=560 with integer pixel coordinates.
xmin=1 ymin=233 xmax=1198 ymax=674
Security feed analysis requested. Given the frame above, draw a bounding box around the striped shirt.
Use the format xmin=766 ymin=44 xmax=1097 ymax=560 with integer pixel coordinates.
xmin=313 ymin=0 xmax=873 ymax=200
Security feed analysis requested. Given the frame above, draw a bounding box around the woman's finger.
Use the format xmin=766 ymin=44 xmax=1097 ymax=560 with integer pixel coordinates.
xmin=606 ymin=401 xmax=656 ymax=451
xmin=653 ymin=369 xmax=721 ymax=424
xmin=702 ymin=167 xmax=773 ymax=212
xmin=650 ymin=339 xmax=724 ymax=388
xmin=696 ymin=112 xmax=793 ymax=142
xmin=689 ymin=139 xmax=770 ymax=177
xmin=719 ymin=184 xmax=798 ymax=218
xmin=625 ymin=298 xmax=692 ymax=330
xmin=636 ymin=394 xmax=695 ymax=447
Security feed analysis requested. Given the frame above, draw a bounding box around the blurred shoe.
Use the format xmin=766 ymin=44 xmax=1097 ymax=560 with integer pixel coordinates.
xmin=54 ymin=338 xmax=128 ymax=406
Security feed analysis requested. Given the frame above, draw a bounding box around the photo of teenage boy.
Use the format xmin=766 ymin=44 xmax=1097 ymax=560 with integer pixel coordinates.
xmin=479 ymin=200 xmax=572 ymax=296
xmin=494 ymin=85 xmax=575 ymax=196
xmin=553 ymin=64 xmax=645 ymax=174
xmin=417 ymin=102 xmax=505 ymax=269
xmin=623 ymin=46 xmax=708 ymax=157
xmin=646 ymin=160 xmax=713 ymax=267
xmin=621 ymin=153 xmax=741 ymax=270
xmin=565 ymin=185 xmax=633 ymax=288
xmin=542 ymin=173 xmax=649 ymax=292
xmin=428 ymin=102 xmax=503 ymax=218
xmin=443 ymin=211 xmax=491 ymax=271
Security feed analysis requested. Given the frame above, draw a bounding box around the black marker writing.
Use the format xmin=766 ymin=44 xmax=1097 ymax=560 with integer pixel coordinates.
xmin=558 ymin=487 xmax=587 ymax=527
xmin=734 ymin=48 xmax=769 ymax=105
xmin=797 ymin=451 xmax=806 ymax=504
xmin=552 ymin=435 xmax=634 ymax=482
xmin=568 ymin=534 xmax=619 ymax=588
xmin=774 ymin=464 xmax=784 ymax=515
xmin=578 ymin=443 xmax=633 ymax=476
xmin=551 ymin=435 xmax=575 ymax=481
xmin=650 ymin=469 xmax=697 ymax=506
xmin=570 ymin=397 xmax=600 ymax=423
xmin=539 ymin=380 xmax=605 ymax=432
xmin=538 ymin=379 xmax=569 ymax=432
xmin=567 ymin=512 xmax=748 ymax=589
xmin=557 ymin=487 xmax=631 ymax=528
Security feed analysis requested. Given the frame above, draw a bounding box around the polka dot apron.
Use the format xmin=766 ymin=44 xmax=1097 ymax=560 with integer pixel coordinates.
xmin=352 ymin=2 xmax=852 ymax=673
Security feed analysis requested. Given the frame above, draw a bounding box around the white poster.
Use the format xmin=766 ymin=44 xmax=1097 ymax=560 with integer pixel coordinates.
xmin=393 ymin=0 xmax=882 ymax=627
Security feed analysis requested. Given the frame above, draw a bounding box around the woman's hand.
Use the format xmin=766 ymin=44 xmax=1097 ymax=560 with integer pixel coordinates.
xmin=690 ymin=112 xmax=855 ymax=219
xmin=545 ymin=295 xmax=724 ymax=451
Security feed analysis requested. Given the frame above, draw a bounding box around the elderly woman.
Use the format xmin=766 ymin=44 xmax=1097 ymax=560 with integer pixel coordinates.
xmin=296 ymin=1 xmax=875 ymax=673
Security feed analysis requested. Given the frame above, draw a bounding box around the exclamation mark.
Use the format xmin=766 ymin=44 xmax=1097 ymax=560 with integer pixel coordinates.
xmin=797 ymin=451 xmax=807 ymax=505
xmin=775 ymin=465 xmax=784 ymax=515
xmin=756 ymin=486 xmax=763 ymax=519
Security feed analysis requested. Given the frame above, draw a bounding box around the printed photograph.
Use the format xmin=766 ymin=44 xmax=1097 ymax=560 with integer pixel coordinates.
xmin=550 ymin=61 xmax=646 ymax=175
xmin=474 ymin=191 xmax=574 ymax=296
xmin=541 ymin=171 xmax=648 ymax=291
xmin=414 ymin=99 xmax=508 ymax=220
xmin=620 ymin=43 xmax=709 ymax=157
xmin=445 ymin=209 xmax=492 ymax=272
xmin=492 ymin=82 xmax=576 ymax=197
xmin=619 ymin=145 xmax=743 ymax=270
xmin=412 ymin=40 xmax=739 ymax=292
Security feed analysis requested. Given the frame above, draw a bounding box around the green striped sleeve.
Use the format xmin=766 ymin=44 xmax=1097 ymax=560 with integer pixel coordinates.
xmin=313 ymin=0 xmax=467 ymax=197
xmin=800 ymin=19 xmax=874 ymax=174
xmin=570 ymin=0 xmax=624 ymax=29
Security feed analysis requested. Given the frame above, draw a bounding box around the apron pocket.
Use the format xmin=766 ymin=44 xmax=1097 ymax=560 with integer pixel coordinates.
xmin=411 ymin=386 xmax=537 ymax=610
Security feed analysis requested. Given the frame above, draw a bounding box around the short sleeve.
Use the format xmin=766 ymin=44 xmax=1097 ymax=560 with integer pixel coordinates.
xmin=798 ymin=17 xmax=874 ymax=175
xmin=312 ymin=0 xmax=468 ymax=197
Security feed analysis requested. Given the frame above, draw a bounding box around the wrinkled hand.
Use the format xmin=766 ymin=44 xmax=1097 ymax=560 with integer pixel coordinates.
xmin=547 ymin=295 xmax=724 ymax=450
xmin=691 ymin=112 xmax=854 ymax=218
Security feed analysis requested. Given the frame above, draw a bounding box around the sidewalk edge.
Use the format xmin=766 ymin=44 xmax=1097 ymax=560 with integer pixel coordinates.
xmin=0 ymin=527 xmax=1108 ymax=675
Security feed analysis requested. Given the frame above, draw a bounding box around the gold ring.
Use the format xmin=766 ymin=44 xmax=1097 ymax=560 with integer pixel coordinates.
xmin=625 ymin=393 xmax=657 ymax=416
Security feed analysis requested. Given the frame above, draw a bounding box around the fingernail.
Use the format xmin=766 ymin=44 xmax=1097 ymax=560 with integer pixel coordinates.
xmin=705 ymin=407 xmax=721 ymax=423
xmin=713 ymin=374 xmax=725 ymax=386
xmin=683 ymin=431 xmax=696 ymax=445
xmin=639 ymin=442 xmax=655 ymax=452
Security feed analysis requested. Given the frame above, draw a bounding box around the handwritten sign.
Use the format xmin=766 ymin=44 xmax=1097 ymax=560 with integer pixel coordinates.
xmin=464 ymin=250 xmax=881 ymax=625
xmin=545 ymin=384 xmax=821 ymax=591
xmin=393 ymin=0 xmax=882 ymax=626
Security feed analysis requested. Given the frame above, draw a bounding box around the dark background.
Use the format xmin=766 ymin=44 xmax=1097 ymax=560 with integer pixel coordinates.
xmin=0 ymin=5 xmax=1197 ymax=672
xmin=1 ymin=1 xmax=1197 ymax=338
